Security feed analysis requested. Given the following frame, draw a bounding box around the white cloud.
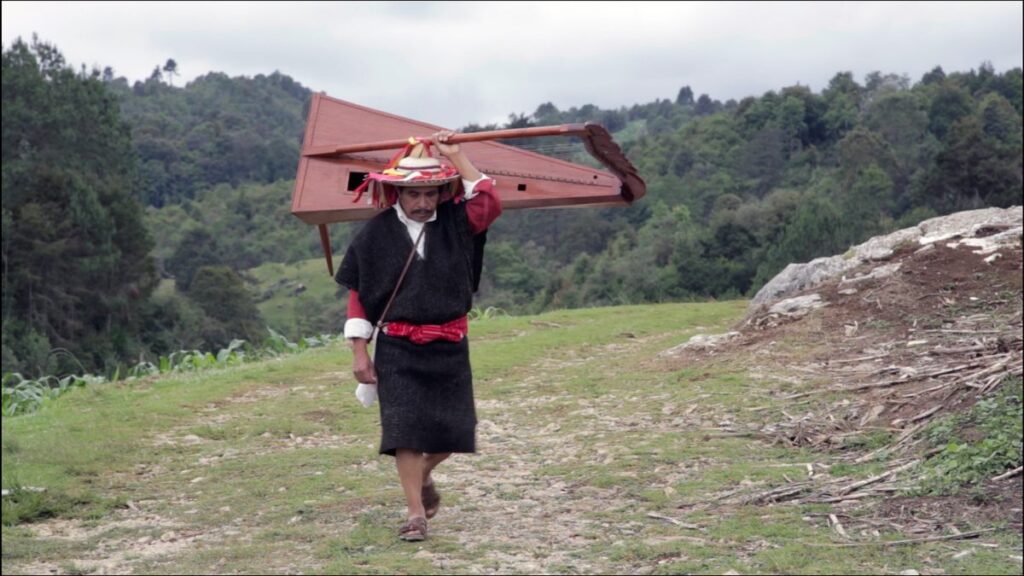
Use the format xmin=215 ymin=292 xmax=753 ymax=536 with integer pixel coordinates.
xmin=3 ymin=1 xmax=1021 ymax=128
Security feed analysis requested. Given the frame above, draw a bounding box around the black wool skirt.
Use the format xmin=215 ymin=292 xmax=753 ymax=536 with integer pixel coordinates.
xmin=373 ymin=333 xmax=477 ymax=456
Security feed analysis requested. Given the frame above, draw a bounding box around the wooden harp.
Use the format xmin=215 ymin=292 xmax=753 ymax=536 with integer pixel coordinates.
xmin=291 ymin=93 xmax=645 ymax=274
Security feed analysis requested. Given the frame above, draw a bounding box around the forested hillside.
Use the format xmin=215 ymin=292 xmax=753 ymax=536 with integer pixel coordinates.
xmin=2 ymin=36 xmax=1021 ymax=377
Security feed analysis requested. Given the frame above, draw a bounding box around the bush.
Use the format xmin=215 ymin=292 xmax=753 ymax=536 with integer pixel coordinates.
xmin=916 ymin=377 xmax=1023 ymax=495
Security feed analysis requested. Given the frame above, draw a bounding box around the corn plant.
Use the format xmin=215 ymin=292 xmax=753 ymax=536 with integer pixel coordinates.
xmin=2 ymin=373 xmax=102 ymax=417
xmin=3 ymin=327 xmax=343 ymax=418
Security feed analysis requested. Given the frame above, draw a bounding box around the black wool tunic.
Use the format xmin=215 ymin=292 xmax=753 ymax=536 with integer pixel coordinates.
xmin=335 ymin=201 xmax=479 ymax=456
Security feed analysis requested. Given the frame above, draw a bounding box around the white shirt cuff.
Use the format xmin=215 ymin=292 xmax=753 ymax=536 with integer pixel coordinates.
xmin=344 ymin=318 xmax=374 ymax=340
xmin=462 ymin=173 xmax=491 ymax=201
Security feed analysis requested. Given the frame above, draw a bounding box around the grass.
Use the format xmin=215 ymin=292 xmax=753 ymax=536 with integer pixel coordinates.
xmin=915 ymin=376 xmax=1023 ymax=495
xmin=248 ymin=258 xmax=344 ymax=338
xmin=3 ymin=301 xmax=1021 ymax=574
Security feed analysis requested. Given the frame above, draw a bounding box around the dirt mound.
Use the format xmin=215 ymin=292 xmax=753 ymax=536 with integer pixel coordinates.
xmin=661 ymin=209 xmax=1023 ymax=529
xmin=733 ymin=227 xmax=1022 ymax=449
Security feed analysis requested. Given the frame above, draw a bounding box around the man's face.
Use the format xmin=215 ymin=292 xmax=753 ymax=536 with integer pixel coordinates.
xmin=398 ymin=187 xmax=440 ymax=223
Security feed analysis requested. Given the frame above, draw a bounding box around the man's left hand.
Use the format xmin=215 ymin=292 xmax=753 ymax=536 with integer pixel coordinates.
xmin=432 ymin=130 xmax=460 ymax=157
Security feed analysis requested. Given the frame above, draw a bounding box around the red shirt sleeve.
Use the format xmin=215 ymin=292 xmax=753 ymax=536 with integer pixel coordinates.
xmin=466 ymin=178 xmax=503 ymax=235
xmin=347 ymin=289 xmax=367 ymax=320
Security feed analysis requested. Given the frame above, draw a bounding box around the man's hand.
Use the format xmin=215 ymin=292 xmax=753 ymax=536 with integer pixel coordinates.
xmin=431 ymin=130 xmax=482 ymax=181
xmin=432 ymin=130 xmax=460 ymax=157
xmin=351 ymin=339 xmax=377 ymax=384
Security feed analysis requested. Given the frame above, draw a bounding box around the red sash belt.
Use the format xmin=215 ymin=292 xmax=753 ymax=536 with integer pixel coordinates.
xmin=382 ymin=316 xmax=468 ymax=344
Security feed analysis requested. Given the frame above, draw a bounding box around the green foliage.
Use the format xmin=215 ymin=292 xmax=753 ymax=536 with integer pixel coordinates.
xmin=916 ymin=377 xmax=1023 ymax=495
xmin=467 ymin=306 xmax=508 ymax=321
xmin=2 ymin=37 xmax=157 ymax=377
xmin=1 ymin=372 xmax=97 ymax=417
xmin=1 ymin=480 xmax=80 ymax=526
xmin=186 ymin=266 xmax=266 ymax=350
xmin=2 ymin=330 xmax=342 ymax=418
xmin=141 ymin=60 xmax=1022 ymax=329
xmin=149 ymin=180 xmax=341 ymax=276
xmin=108 ymin=69 xmax=310 ymax=207
xmin=5 ymin=36 xmax=1022 ymax=379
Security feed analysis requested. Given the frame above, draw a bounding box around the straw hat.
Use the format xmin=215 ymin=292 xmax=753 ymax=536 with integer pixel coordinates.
xmin=352 ymin=139 xmax=461 ymax=207
xmin=373 ymin=141 xmax=459 ymax=187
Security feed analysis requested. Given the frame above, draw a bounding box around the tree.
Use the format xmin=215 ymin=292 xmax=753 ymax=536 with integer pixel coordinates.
xmin=837 ymin=127 xmax=898 ymax=190
xmin=2 ymin=37 xmax=156 ymax=375
xmin=921 ymin=66 xmax=946 ymax=86
xmin=928 ymin=84 xmax=973 ymax=140
xmin=753 ymin=196 xmax=850 ymax=290
xmin=505 ymin=112 xmax=534 ymax=129
xmin=676 ymin=85 xmax=694 ymax=107
xmin=822 ymin=72 xmax=863 ymax=142
xmin=186 ymin=266 xmax=265 ymax=349
xmin=921 ymin=116 xmax=1023 ymax=211
xmin=162 ymin=58 xmax=178 ymax=86
xmin=166 ymin=226 xmax=224 ymax=290
xmin=979 ymin=93 xmax=1022 ymax=146
xmin=841 ymin=164 xmax=895 ymax=240
xmin=694 ymin=94 xmax=717 ymax=116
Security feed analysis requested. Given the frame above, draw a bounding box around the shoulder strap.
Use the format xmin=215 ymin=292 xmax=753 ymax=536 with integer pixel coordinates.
xmin=375 ymin=224 xmax=426 ymax=332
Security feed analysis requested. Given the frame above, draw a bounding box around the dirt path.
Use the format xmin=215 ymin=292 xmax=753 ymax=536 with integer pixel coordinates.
xmin=8 ymin=308 xmax=1019 ymax=574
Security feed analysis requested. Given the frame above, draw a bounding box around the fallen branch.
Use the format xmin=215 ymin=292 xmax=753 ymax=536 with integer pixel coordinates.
xmin=837 ymin=460 xmax=919 ymax=495
xmin=926 ymin=344 xmax=988 ymax=355
xmin=804 ymin=528 xmax=996 ymax=547
xmin=741 ymin=482 xmax=814 ymax=505
xmin=918 ymin=329 xmax=1002 ymax=334
xmin=646 ymin=512 xmax=705 ymax=530
xmin=829 ymin=353 xmax=892 ymax=365
xmin=829 ymin=514 xmax=850 ymax=539
xmin=992 ymin=466 xmax=1022 ymax=481
xmin=845 ymin=364 xmax=978 ymax=392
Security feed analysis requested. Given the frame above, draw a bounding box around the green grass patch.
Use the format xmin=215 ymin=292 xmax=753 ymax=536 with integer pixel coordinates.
xmin=916 ymin=376 xmax=1023 ymax=495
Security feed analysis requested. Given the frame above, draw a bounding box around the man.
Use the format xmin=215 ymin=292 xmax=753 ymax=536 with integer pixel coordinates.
xmin=335 ymin=130 xmax=501 ymax=541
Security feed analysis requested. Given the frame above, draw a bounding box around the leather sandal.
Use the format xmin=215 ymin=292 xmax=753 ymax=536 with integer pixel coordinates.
xmin=422 ymin=482 xmax=441 ymax=519
xmin=399 ymin=516 xmax=427 ymax=542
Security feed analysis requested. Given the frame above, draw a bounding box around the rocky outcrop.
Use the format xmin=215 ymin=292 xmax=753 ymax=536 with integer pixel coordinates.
xmin=750 ymin=206 xmax=1023 ymax=311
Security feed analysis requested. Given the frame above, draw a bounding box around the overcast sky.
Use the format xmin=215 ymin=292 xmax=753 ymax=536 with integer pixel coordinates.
xmin=3 ymin=1 xmax=1022 ymax=128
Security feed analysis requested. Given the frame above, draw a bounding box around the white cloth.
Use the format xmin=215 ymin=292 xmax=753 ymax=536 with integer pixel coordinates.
xmin=391 ymin=174 xmax=491 ymax=259
xmin=344 ymin=317 xmax=374 ymax=340
xmin=355 ymin=383 xmax=377 ymax=408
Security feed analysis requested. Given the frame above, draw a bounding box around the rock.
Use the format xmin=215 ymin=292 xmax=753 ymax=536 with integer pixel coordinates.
xmin=660 ymin=331 xmax=741 ymax=356
xmin=852 ymin=227 xmax=922 ymax=261
xmin=751 ymin=256 xmax=856 ymax=310
xmin=767 ymin=294 xmax=826 ymax=317
xmin=951 ymin=227 xmax=1023 ymax=254
xmin=917 ymin=206 xmax=1022 ymax=245
xmin=750 ymin=206 xmax=1023 ymax=311
xmin=898 ymin=570 xmax=920 ymax=576
xmin=840 ymin=263 xmax=902 ymax=285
